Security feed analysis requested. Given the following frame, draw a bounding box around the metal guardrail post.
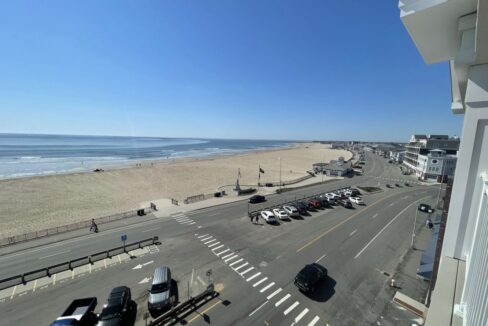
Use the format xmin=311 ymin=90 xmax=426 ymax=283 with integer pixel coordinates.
xmin=21 ymin=274 xmax=26 ymax=285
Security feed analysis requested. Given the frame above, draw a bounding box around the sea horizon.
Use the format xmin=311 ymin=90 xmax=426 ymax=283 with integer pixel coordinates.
xmin=0 ymin=133 xmax=294 ymax=180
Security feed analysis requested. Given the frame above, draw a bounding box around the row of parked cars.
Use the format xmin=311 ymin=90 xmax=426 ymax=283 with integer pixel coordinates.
xmin=50 ymin=267 xmax=174 ymax=326
xmin=258 ymin=188 xmax=364 ymax=223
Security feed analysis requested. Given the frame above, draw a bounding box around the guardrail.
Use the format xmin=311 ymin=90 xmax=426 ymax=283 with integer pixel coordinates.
xmin=148 ymin=284 xmax=218 ymax=326
xmin=248 ymin=186 xmax=354 ymax=218
xmin=0 ymin=236 xmax=159 ymax=291
xmin=0 ymin=206 xmax=154 ymax=248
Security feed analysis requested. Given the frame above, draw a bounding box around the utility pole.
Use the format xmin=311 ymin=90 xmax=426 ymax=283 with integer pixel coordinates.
xmin=279 ymin=157 xmax=282 ymax=193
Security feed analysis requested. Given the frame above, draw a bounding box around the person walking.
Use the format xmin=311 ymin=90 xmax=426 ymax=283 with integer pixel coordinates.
xmin=90 ymin=218 xmax=98 ymax=232
xmin=255 ymin=215 xmax=259 ymax=225
xmin=250 ymin=215 xmax=254 ymax=224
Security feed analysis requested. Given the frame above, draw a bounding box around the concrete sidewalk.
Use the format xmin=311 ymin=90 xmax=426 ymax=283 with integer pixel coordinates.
xmin=376 ymin=219 xmax=435 ymax=325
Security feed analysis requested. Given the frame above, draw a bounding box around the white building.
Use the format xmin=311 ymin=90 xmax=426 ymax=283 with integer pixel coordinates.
xmin=403 ymin=134 xmax=459 ymax=180
xmin=389 ymin=150 xmax=405 ymax=163
xmin=417 ymin=149 xmax=457 ymax=182
xmin=400 ymin=1 xmax=488 ymax=325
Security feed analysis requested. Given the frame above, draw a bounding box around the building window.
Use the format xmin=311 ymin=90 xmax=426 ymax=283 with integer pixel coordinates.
xmin=432 ymin=159 xmax=438 ymax=164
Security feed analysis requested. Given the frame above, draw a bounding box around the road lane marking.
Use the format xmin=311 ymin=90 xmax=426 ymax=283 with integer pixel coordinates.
xmin=208 ymin=212 xmax=220 ymax=217
xmin=104 ymin=259 xmax=107 ymax=268
xmin=253 ymin=277 xmax=268 ymax=287
xmin=212 ymin=245 xmax=224 ymax=251
xmin=197 ymin=276 xmax=206 ymax=286
xmin=275 ymin=294 xmax=290 ymax=306
xmin=180 ymin=220 xmax=195 ymax=225
xmin=187 ymin=299 xmax=222 ymax=323
xmin=203 ymin=239 xmax=217 ymax=245
xmin=187 ymin=222 xmax=196 ymax=225
xmin=294 ymin=308 xmax=309 ymax=323
xmin=355 ymin=198 xmax=424 ymax=259
xmin=372 ymin=213 xmax=378 ymax=219
xmin=388 ymin=203 xmax=395 ymax=207
xmin=229 ymin=258 xmax=244 ymax=267
xmin=224 ymin=254 xmax=239 ymax=263
xmin=315 ymin=253 xmax=327 ymax=263
xmin=296 ymin=188 xmax=431 ymax=253
xmin=284 ymin=301 xmax=299 ymax=315
xmin=350 ymin=229 xmax=357 ymax=236
xmin=249 ymin=300 xmax=268 ymax=317
xmin=221 ymin=253 xmax=234 ymax=260
xmin=53 ymin=274 xmax=57 ymax=285
xmin=197 ymin=234 xmax=209 ymax=238
xmin=234 ymin=262 xmax=248 ymax=271
xmin=260 ymin=282 xmax=275 ymax=293
xmin=38 ymin=250 xmax=71 ymax=259
xmin=33 ymin=280 xmax=37 ymax=292
xmin=10 ymin=286 xmax=17 ymax=299
xmin=201 ymin=236 xmax=213 ymax=241
xmin=246 ymin=272 xmax=261 ymax=282
xmin=142 ymin=228 xmax=158 ymax=233
xmin=266 ymin=288 xmax=282 ymax=300
xmin=208 ymin=242 xmax=221 ymax=248
xmin=175 ymin=217 xmax=190 ymax=221
xmin=240 ymin=267 xmax=254 ymax=276
xmin=215 ymin=248 xmax=229 ymax=256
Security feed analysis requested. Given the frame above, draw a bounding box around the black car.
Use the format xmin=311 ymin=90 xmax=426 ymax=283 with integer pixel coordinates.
xmin=395 ymin=183 xmax=401 ymax=187
xmin=249 ymin=195 xmax=265 ymax=204
xmin=295 ymin=201 xmax=308 ymax=214
xmin=386 ymin=184 xmax=392 ymax=188
xmin=97 ymin=286 xmax=132 ymax=326
xmin=317 ymin=197 xmax=330 ymax=208
xmin=404 ymin=182 xmax=410 ymax=187
xmin=294 ymin=263 xmax=327 ymax=293
xmin=418 ymin=204 xmax=434 ymax=213
xmin=338 ymin=198 xmax=353 ymax=208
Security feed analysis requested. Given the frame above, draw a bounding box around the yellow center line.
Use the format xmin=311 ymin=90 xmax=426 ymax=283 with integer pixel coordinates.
xmin=187 ymin=299 xmax=222 ymax=324
xmin=296 ymin=188 xmax=432 ymax=253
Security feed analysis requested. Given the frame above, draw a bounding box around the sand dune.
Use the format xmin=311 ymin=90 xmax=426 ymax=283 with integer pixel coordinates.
xmin=0 ymin=143 xmax=351 ymax=238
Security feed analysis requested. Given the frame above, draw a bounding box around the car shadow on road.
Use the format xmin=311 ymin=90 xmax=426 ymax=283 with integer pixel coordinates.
xmin=306 ymin=276 xmax=336 ymax=302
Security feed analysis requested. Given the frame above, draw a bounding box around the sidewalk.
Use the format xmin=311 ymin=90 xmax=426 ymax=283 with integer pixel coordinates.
xmin=376 ymin=221 xmax=434 ymax=325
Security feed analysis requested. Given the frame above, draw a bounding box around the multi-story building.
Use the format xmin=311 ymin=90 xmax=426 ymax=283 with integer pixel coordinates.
xmin=389 ymin=150 xmax=405 ymax=163
xmin=400 ymin=0 xmax=488 ymax=325
xmin=403 ymin=134 xmax=459 ymax=180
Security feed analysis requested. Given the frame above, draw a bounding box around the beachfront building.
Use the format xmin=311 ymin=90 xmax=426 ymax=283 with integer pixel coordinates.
xmin=416 ymin=149 xmax=457 ymax=182
xmin=403 ymin=134 xmax=459 ymax=179
xmin=400 ymin=0 xmax=488 ymax=325
xmin=389 ymin=150 xmax=405 ymax=163
xmin=313 ymin=156 xmax=352 ymax=176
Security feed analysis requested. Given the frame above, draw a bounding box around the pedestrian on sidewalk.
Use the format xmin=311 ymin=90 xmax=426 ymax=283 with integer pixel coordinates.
xmin=255 ymin=215 xmax=259 ymax=224
xmin=250 ymin=215 xmax=254 ymax=224
xmin=426 ymin=217 xmax=433 ymax=230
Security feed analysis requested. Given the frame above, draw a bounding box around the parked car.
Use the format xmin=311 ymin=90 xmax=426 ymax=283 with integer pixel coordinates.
xmin=272 ymin=208 xmax=290 ymax=220
xmin=50 ymin=298 xmax=98 ymax=326
xmin=404 ymin=182 xmax=410 ymax=187
xmin=350 ymin=188 xmax=361 ymax=196
xmin=395 ymin=183 xmax=401 ymax=187
xmin=295 ymin=202 xmax=308 ymax=214
xmin=386 ymin=184 xmax=392 ymax=188
xmin=324 ymin=193 xmax=337 ymax=204
xmin=308 ymin=199 xmax=322 ymax=209
xmin=294 ymin=263 xmax=327 ymax=293
xmin=97 ymin=286 xmax=132 ymax=326
xmin=249 ymin=195 xmax=265 ymax=204
xmin=317 ymin=197 xmax=330 ymax=208
xmin=338 ymin=198 xmax=353 ymax=208
xmin=418 ymin=204 xmax=434 ymax=213
xmin=349 ymin=196 xmax=364 ymax=205
xmin=148 ymin=267 xmax=174 ymax=315
xmin=260 ymin=210 xmax=277 ymax=223
xmin=283 ymin=205 xmax=300 ymax=217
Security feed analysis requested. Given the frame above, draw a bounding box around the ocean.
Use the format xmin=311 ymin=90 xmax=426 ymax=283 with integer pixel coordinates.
xmin=0 ymin=134 xmax=290 ymax=180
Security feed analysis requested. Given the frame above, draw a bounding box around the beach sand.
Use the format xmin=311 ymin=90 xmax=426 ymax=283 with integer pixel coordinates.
xmin=0 ymin=143 xmax=351 ymax=238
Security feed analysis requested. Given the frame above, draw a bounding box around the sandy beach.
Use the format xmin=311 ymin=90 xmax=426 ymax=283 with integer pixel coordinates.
xmin=0 ymin=143 xmax=351 ymax=238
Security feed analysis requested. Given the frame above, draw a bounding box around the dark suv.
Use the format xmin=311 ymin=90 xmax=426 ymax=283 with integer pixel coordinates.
xmin=294 ymin=263 xmax=327 ymax=293
xmin=418 ymin=203 xmax=434 ymax=213
xmin=97 ymin=286 xmax=132 ymax=326
xmin=295 ymin=202 xmax=308 ymax=214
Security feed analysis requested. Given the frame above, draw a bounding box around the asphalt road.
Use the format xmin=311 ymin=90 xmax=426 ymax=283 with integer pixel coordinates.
xmin=0 ymin=152 xmax=438 ymax=326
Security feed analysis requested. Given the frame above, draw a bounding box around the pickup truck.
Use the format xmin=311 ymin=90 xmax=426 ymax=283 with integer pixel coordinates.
xmin=50 ymin=297 xmax=97 ymax=326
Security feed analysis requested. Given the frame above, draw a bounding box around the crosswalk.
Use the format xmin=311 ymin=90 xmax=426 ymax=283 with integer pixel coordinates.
xmin=172 ymin=212 xmax=196 ymax=225
xmin=195 ymin=233 xmax=323 ymax=326
xmin=373 ymin=176 xmax=423 ymax=185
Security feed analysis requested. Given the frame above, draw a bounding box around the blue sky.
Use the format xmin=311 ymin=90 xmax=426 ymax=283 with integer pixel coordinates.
xmin=0 ymin=1 xmax=462 ymax=142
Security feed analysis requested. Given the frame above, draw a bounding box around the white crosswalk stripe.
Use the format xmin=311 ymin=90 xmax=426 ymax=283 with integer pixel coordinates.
xmin=229 ymin=258 xmax=244 ymax=267
xmin=266 ymin=288 xmax=282 ymax=300
xmin=307 ymin=316 xmax=320 ymax=326
xmin=221 ymin=252 xmax=234 ymax=260
xmin=224 ymin=255 xmax=239 ymax=262
xmin=240 ymin=267 xmax=254 ymax=276
xmin=275 ymin=294 xmax=290 ymax=307
xmin=233 ymin=262 xmax=248 ymax=271
xmin=246 ymin=272 xmax=261 ymax=282
xmin=253 ymin=277 xmax=268 ymax=287
xmin=259 ymin=282 xmax=275 ymax=293
xmin=294 ymin=308 xmax=309 ymax=323
xmin=283 ymin=301 xmax=299 ymax=315
xmin=215 ymin=248 xmax=229 ymax=256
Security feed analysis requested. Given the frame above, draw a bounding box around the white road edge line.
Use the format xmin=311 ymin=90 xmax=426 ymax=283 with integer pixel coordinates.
xmin=355 ymin=198 xmax=424 ymax=259
xmin=249 ymin=300 xmax=268 ymax=317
